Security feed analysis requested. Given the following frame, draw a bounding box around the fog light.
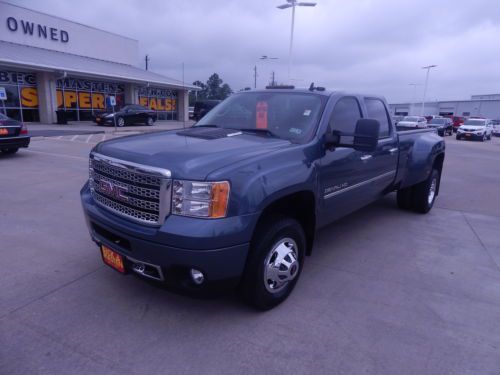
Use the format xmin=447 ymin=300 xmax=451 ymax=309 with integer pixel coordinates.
xmin=190 ymin=269 xmax=205 ymax=285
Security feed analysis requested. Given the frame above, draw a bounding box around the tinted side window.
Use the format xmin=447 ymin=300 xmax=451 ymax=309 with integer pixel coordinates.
xmin=364 ymin=98 xmax=390 ymax=138
xmin=329 ymin=97 xmax=362 ymax=133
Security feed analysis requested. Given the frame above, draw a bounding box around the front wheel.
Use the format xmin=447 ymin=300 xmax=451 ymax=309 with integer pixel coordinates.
xmin=116 ymin=117 xmax=125 ymax=127
xmin=146 ymin=117 xmax=154 ymax=126
xmin=242 ymin=216 xmax=305 ymax=310
xmin=456 ymin=135 xmax=461 ymax=140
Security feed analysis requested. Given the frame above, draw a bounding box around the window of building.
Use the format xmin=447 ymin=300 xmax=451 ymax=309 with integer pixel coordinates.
xmin=364 ymin=98 xmax=391 ymax=138
xmin=56 ymin=77 xmax=124 ymax=121
xmin=139 ymin=87 xmax=178 ymax=120
xmin=0 ymin=68 xmax=39 ymax=122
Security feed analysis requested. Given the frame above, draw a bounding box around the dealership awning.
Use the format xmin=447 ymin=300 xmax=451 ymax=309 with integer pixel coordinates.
xmin=0 ymin=41 xmax=199 ymax=90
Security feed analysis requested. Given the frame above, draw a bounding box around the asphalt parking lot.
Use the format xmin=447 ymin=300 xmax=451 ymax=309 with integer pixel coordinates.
xmin=1 ymin=134 xmax=500 ymax=374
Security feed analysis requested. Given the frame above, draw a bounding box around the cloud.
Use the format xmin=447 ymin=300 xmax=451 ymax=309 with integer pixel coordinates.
xmin=11 ymin=0 xmax=500 ymax=102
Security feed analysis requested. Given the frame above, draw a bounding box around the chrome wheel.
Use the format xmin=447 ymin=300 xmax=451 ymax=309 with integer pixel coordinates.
xmin=117 ymin=117 xmax=125 ymax=127
xmin=428 ymin=177 xmax=437 ymax=205
xmin=263 ymin=238 xmax=299 ymax=293
xmin=147 ymin=117 xmax=154 ymax=126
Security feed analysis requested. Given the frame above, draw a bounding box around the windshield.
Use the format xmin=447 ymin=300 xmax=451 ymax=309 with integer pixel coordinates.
xmin=195 ymin=92 xmax=326 ymax=142
xmin=403 ymin=116 xmax=420 ymax=122
xmin=429 ymin=118 xmax=446 ymax=124
xmin=463 ymin=120 xmax=486 ymax=126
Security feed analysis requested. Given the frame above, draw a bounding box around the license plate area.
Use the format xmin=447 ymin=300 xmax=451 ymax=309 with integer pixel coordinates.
xmin=101 ymin=244 xmax=125 ymax=273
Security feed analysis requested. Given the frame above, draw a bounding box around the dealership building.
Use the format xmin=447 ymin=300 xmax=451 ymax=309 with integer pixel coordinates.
xmin=0 ymin=1 xmax=196 ymax=123
xmin=389 ymin=94 xmax=500 ymax=119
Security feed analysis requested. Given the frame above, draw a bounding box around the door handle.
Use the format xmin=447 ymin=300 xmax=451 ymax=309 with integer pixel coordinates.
xmin=360 ymin=155 xmax=372 ymax=161
xmin=388 ymin=148 xmax=398 ymax=155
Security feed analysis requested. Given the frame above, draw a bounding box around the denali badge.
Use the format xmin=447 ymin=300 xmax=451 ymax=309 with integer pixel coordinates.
xmin=97 ymin=180 xmax=129 ymax=202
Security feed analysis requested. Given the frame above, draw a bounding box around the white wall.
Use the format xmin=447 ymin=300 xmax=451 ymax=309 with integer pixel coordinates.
xmin=0 ymin=2 xmax=139 ymax=66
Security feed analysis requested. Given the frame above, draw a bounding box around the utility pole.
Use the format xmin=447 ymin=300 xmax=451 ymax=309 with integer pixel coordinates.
xmin=254 ymin=65 xmax=258 ymax=89
xmin=271 ymin=71 xmax=276 ymax=86
xmin=145 ymin=55 xmax=150 ymax=70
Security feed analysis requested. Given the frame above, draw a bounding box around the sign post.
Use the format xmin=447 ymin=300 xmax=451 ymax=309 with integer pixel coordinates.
xmin=0 ymin=87 xmax=6 ymax=116
xmin=106 ymin=95 xmax=117 ymax=132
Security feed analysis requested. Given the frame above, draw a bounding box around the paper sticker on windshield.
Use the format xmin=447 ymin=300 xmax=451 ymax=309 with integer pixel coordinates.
xmin=256 ymin=101 xmax=268 ymax=129
xmin=290 ymin=128 xmax=302 ymax=135
xmin=303 ymin=109 xmax=312 ymax=116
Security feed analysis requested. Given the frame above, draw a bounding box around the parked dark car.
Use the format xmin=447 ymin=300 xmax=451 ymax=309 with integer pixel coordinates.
xmin=81 ymin=88 xmax=445 ymax=310
xmin=193 ymin=100 xmax=221 ymax=121
xmin=94 ymin=104 xmax=156 ymax=127
xmin=0 ymin=113 xmax=30 ymax=154
xmin=428 ymin=117 xmax=453 ymax=136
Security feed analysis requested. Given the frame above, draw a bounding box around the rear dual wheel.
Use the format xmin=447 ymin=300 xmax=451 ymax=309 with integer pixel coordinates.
xmin=397 ymin=168 xmax=440 ymax=214
xmin=1 ymin=148 xmax=19 ymax=154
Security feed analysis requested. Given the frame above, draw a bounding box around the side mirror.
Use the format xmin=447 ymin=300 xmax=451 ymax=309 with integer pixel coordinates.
xmin=324 ymin=119 xmax=380 ymax=152
xmin=353 ymin=119 xmax=380 ymax=152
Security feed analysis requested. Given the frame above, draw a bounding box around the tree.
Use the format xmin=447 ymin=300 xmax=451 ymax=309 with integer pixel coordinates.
xmin=189 ymin=74 xmax=233 ymax=105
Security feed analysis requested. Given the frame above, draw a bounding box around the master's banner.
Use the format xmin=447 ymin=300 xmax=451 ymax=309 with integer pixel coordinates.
xmin=56 ymin=78 xmax=124 ymax=94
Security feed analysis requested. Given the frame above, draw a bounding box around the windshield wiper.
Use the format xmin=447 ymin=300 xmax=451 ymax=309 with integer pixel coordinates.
xmin=239 ymin=128 xmax=279 ymax=138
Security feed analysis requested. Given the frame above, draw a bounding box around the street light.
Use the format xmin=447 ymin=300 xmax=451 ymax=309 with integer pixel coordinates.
xmin=421 ymin=65 xmax=437 ymax=116
xmin=277 ymin=0 xmax=317 ymax=83
xmin=408 ymin=83 xmax=421 ymax=114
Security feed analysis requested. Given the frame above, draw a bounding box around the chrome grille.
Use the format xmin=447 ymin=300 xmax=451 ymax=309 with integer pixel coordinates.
xmin=89 ymin=153 xmax=171 ymax=226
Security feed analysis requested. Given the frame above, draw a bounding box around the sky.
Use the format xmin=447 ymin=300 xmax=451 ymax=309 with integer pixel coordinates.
xmin=11 ymin=0 xmax=500 ymax=103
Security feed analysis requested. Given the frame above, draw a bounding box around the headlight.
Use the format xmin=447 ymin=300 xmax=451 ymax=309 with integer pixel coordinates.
xmin=105 ymin=113 xmax=115 ymax=118
xmin=172 ymin=180 xmax=230 ymax=218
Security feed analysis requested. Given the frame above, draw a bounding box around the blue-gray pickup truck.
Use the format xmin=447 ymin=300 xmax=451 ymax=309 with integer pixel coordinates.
xmin=81 ymin=88 xmax=445 ymax=309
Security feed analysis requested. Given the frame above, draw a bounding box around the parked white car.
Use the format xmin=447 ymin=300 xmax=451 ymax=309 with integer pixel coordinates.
xmin=397 ymin=116 xmax=428 ymax=129
xmin=456 ymin=119 xmax=493 ymax=141
xmin=492 ymin=120 xmax=500 ymax=137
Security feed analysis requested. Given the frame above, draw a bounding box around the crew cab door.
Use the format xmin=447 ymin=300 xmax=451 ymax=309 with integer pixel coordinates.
xmin=360 ymin=98 xmax=399 ymax=197
xmin=318 ymin=96 xmax=376 ymax=223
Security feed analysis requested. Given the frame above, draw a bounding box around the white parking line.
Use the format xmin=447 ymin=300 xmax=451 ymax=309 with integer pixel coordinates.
xmin=85 ymin=134 xmax=93 ymax=143
xmin=71 ymin=135 xmax=79 ymax=141
xmin=25 ymin=149 xmax=88 ymax=161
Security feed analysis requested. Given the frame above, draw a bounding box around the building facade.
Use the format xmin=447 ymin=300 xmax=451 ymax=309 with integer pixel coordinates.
xmin=0 ymin=1 xmax=196 ymax=123
xmin=389 ymin=95 xmax=500 ymax=119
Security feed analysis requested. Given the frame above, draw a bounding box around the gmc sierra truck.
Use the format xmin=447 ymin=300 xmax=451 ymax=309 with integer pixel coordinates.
xmin=81 ymin=88 xmax=445 ymax=310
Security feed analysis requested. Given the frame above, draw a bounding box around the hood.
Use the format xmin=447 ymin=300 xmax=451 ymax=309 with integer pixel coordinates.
xmin=460 ymin=125 xmax=485 ymax=130
xmin=94 ymin=128 xmax=292 ymax=180
xmin=398 ymin=121 xmax=418 ymax=126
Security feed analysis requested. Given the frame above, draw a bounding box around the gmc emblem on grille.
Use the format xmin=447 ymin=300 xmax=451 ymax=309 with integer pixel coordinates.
xmin=96 ymin=180 xmax=129 ymax=202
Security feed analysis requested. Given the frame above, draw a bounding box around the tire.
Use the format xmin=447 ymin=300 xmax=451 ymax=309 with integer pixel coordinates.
xmin=146 ymin=117 xmax=154 ymax=126
xmin=456 ymin=135 xmax=460 ymax=140
xmin=411 ymin=169 xmax=440 ymax=214
xmin=1 ymin=148 xmax=19 ymax=154
xmin=242 ymin=215 xmax=306 ymax=310
xmin=117 ymin=117 xmax=125 ymax=127
xmin=397 ymin=187 xmax=413 ymax=210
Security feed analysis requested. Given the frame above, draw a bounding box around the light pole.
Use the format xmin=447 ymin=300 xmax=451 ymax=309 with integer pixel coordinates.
xmin=277 ymin=0 xmax=317 ymax=83
xmin=408 ymin=83 xmax=421 ymax=115
xmin=421 ymin=65 xmax=437 ymax=116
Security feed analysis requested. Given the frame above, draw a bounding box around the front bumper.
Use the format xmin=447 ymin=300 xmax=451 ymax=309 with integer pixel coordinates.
xmin=0 ymin=135 xmax=30 ymax=149
xmin=457 ymin=132 xmax=484 ymax=140
xmin=81 ymin=183 xmax=258 ymax=292
xmin=94 ymin=117 xmax=114 ymax=126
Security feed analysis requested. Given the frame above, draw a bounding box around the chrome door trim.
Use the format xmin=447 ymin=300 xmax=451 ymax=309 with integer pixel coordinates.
xmin=324 ymin=170 xmax=396 ymax=199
